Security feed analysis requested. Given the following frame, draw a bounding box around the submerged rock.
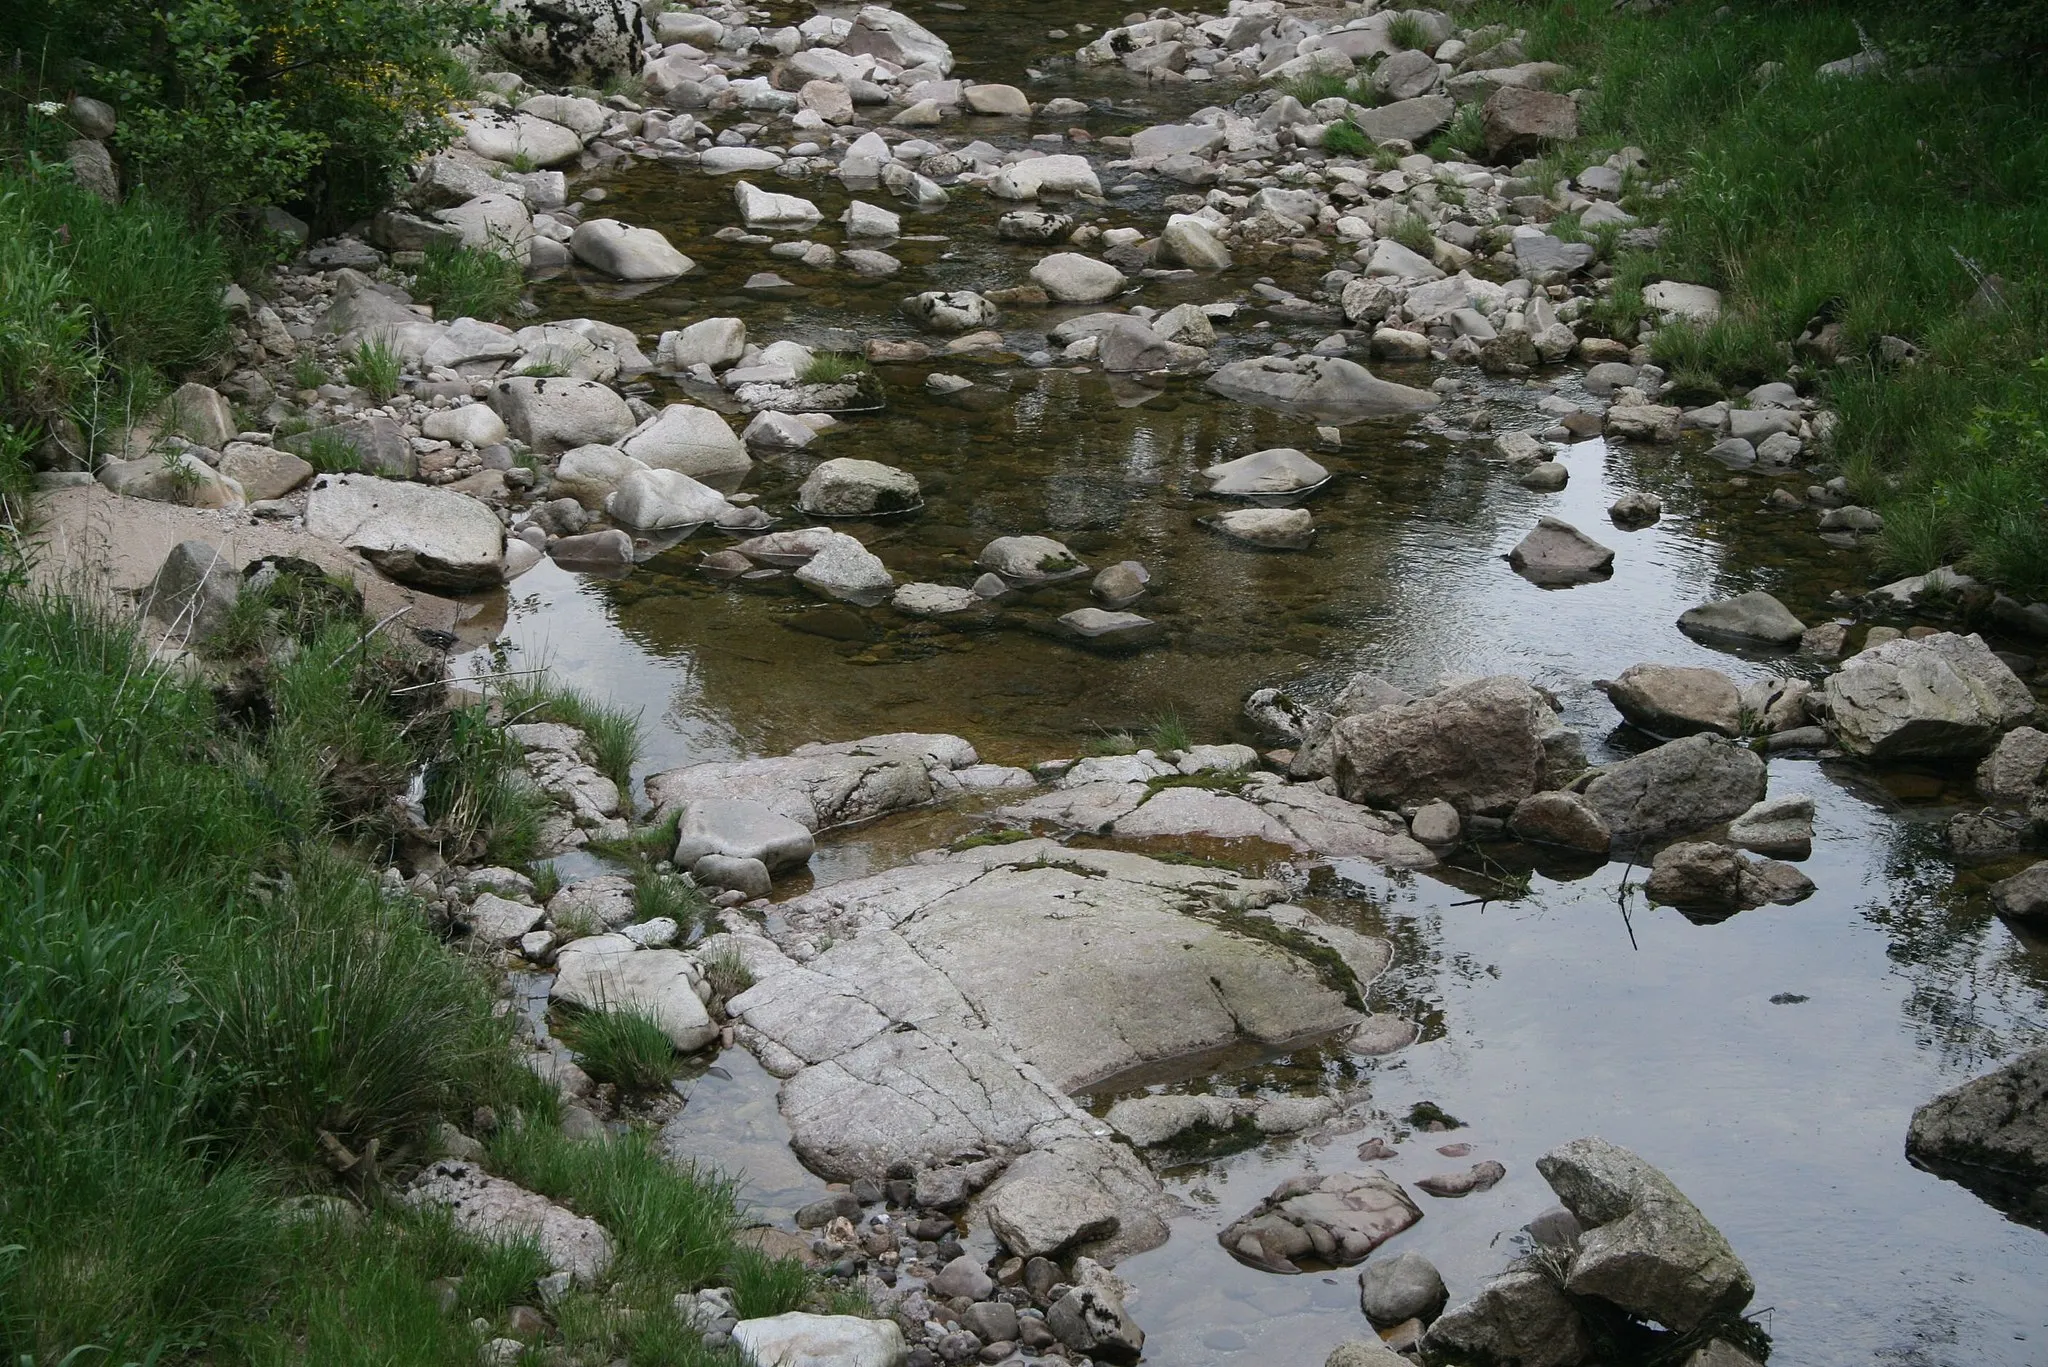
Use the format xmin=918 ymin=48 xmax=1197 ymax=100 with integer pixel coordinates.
xmin=1219 ymin=1172 xmax=1423 ymax=1273
xmin=1207 ymin=355 xmax=1438 ymax=421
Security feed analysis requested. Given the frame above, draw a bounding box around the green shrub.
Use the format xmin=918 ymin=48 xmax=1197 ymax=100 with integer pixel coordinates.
xmin=3 ymin=0 xmax=497 ymax=226
xmin=412 ymin=240 xmax=526 ymax=323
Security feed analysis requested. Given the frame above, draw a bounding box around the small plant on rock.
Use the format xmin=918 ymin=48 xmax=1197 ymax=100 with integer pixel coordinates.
xmin=1145 ymin=707 xmax=1192 ymax=754
xmin=302 ymin=427 xmax=362 ymax=474
xmin=798 ymin=351 xmax=868 ymax=386
xmin=291 ymin=353 xmax=326 ymax=392
xmin=412 ymin=240 xmax=524 ymax=323
xmin=1322 ymin=120 xmax=1369 ymax=158
xmin=1387 ymin=12 xmax=1433 ymax=51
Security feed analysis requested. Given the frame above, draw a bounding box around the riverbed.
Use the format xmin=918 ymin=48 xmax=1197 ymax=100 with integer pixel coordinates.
xmin=464 ymin=3 xmax=2048 ymax=1361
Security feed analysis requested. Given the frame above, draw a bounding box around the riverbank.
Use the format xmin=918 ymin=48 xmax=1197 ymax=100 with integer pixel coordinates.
xmin=3 ymin=0 xmax=2047 ymax=1364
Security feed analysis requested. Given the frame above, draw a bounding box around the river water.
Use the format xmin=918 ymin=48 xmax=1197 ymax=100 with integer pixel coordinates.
xmin=465 ymin=3 xmax=2048 ymax=1361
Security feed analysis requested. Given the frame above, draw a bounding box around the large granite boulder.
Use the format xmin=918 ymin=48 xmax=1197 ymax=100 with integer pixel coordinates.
xmin=1820 ymin=631 xmax=2033 ymax=761
xmin=732 ymin=1312 xmax=907 ymax=1367
xmin=549 ymin=936 xmax=718 ymax=1050
xmin=490 ymin=0 xmax=642 ymax=84
xmin=303 ymin=473 xmax=505 ymax=591
xmin=1906 ymin=1045 xmax=2048 ymax=1227
xmin=1420 ymin=1269 xmax=1589 ymax=1367
xmin=1577 ymin=734 xmax=1767 ymax=849
xmin=1329 ymin=676 xmax=1582 ymax=816
xmin=1534 ymin=1137 xmax=1755 ymax=1332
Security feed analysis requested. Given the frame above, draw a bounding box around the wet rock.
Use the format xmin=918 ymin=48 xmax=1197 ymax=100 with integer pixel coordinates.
xmin=1726 ymin=795 xmax=1814 ymax=859
xmin=903 ymin=290 xmax=998 ymax=334
xmin=1821 ymin=631 xmax=2033 ymax=761
xmin=1104 ymin=1094 xmax=1252 ymax=1148
xmin=1030 ymin=252 xmax=1127 ymax=304
xmin=1410 ymin=799 xmax=1462 ymax=846
xmin=674 ymin=798 xmax=816 ymax=873
xmin=1507 ymin=517 xmax=1614 ymax=586
xmin=1203 ymin=447 xmax=1329 ymax=498
xmin=606 ymin=468 xmax=731 ymax=530
xmin=894 ymin=582 xmax=980 ymax=617
xmin=979 ymin=534 xmax=1085 ymax=583
xmin=1535 ymin=1136 xmax=1755 ymax=1332
xmin=1097 ymin=316 xmax=1206 ymax=372
xmin=1046 ymin=1282 xmax=1143 ymax=1364
xmin=1416 ymin=1160 xmax=1507 ymax=1198
xmin=1508 ymin=790 xmax=1612 ymax=854
xmin=1158 ymin=215 xmax=1233 ymax=269
xmin=1327 ymin=1340 xmax=1412 ymax=1367
xmin=304 ymin=473 xmax=504 ymax=591
xmin=1644 ymin=841 xmax=1810 ymax=911
xmin=1207 ymin=355 xmax=1438 ymax=420
xmin=1360 ymin=1250 xmax=1449 ymax=1325
xmin=930 ymin=1252 xmax=993 ymax=1300
xmin=1091 ymin=560 xmax=1151 ymax=609
xmin=997 ymin=210 xmax=1075 ymax=245
xmin=798 ymin=458 xmax=921 ymax=517
xmin=1977 ymin=726 xmax=2048 ymax=805
xmin=1677 ymin=591 xmax=1806 ymax=646
xmin=732 ymin=1312 xmax=907 ymax=1367
xmin=1599 ymin=664 xmax=1742 ymax=738
xmin=844 ymin=4 xmax=954 ymax=73
xmin=1905 ymin=1045 xmax=2048 ymax=1223
xmin=1056 ymin=608 xmax=1163 ymax=650
xmin=1989 ymin=861 xmax=2048 ymax=922
xmin=794 ymin=531 xmax=894 ymax=602
xmin=408 ymin=1160 xmax=613 ymax=1285
xmin=1331 ymin=676 xmax=1579 ymax=817
xmin=1219 ymin=1172 xmax=1423 ymax=1273
xmin=1578 ymin=734 xmax=1767 ymax=849
xmin=982 ymin=1138 xmax=1160 ymax=1259
xmin=1207 ymin=506 xmax=1315 ymax=550
xmin=658 ymin=317 xmax=747 ymax=371
xmin=568 ymin=219 xmax=691 ymax=280
xmin=1420 ymin=1268 xmax=1589 ymax=1367
xmin=989 ymin=154 xmax=1101 ymax=200
xmin=646 ymin=732 xmax=978 ymax=832
xmin=734 ymin=179 xmax=823 ymax=229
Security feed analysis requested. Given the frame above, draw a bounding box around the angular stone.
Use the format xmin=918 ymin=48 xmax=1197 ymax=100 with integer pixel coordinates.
xmin=799 ymin=458 xmax=921 ymax=517
xmin=407 ymin=1159 xmax=612 ymax=1283
xmin=1421 ymin=1269 xmax=1589 ymax=1367
xmin=1203 ymin=447 xmax=1329 ymax=497
xmin=1727 ymin=795 xmax=1814 ymax=859
xmin=1331 ymin=676 xmax=1575 ymax=817
xmin=732 ymin=1312 xmax=907 ymax=1367
xmin=1508 ymin=517 xmax=1613 ymax=585
xmin=1600 ymin=664 xmax=1743 ymax=738
xmin=568 ymin=219 xmax=692 ymax=279
xmin=1359 ymin=1250 xmax=1448 ymax=1325
xmin=550 ymin=937 xmax=718 ymax=1050
xmin=1906 ymin=1045 xmax=2048 ymax=1221
xmin=1822 ymin=631 xmax=2033 ymax=761
xmin=141 ymin=540 xmax=239 ymax=642
xmin=1579 ymin=734 xmax=1767 ymax=850
xmin=303 ymin=473 xmax=504 ymax=591
xmin=1678 ymin=591 xmax=1806 ymax=646
xmin=1509 ymin=790 xmax=1611 ymax=854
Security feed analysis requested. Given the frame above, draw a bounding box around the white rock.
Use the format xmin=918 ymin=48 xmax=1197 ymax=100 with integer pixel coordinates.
xmin=621 ymin=404 xmax=751 ymax=481
xmin=989 ymin=154 xmax=1102 ymax=200
xmin=735 ymin=179 xmax=822 ymax=227
xmin=568 ymin=219 xmax=693 ymax=280
xmin=421 ymin=404 xmax=509 ymax=447
xmin=732 ymin=1313 xmax=907 ymax=1367
xmin=550 ymin=936 xmax=718 ymax=1050
xmin=605 ymin=468 xmax=732 ymax=529
xmin=304 ymin=473 xmax=505 ymax=591
xmin=1030 ymin=252 xmax=1126 ymax=303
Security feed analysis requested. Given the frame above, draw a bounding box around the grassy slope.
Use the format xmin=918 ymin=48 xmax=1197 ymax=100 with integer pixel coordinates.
xmin=1478 ymin=0 xmax=2048 ymax=592
xmin=0 ymin=587 xmax=799 ymax=1365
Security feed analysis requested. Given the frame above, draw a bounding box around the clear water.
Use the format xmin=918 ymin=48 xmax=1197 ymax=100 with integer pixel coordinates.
xmin=470 ymin=4 xmax=2048 ymax=1359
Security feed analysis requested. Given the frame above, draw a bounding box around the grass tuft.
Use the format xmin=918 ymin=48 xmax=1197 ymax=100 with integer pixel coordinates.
xmin=344 ymin=339 xmax=402 ymax=401
xmin=1322 ymin=120 xmax=1369 ymax=158
xmin=798 ymin=351 xmax=869 ymax=386
xmin=412 ymin=240 xmax=526 ymax=323
xmin=1145 ymin=707 xmax=1192 ymax=754
xmin=726 ymin=1249 xmax=812 ymax=1319
xmin=558 ymin=1007 xmax=678 ymax=1092
xmin=1387 ymin=13 xmax=1433 ymax=51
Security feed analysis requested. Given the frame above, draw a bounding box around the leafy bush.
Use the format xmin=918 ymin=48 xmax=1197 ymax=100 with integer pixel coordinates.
xmin=2 ymin=0 xmax=496 ymax=226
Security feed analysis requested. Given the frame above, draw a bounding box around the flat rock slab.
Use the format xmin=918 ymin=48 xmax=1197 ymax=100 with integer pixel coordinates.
xmin=1220 ymin=1172 xmax=1423 ymax=1272
xmin=673 ymin=798 xmax=817 ymax=872
xmin=646 ymin=732 xmax=978 ymax=831
xmin=733 ymin=1312 xmax=907 ymax=1367
xmin=304 ymin=473 xmax=505 ymax=591
xmin=408 ymin=1160 xmax=612 ymax=1284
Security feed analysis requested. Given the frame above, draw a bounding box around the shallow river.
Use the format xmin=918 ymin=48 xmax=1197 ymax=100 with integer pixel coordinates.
xmin=466 ymin=3 xmax=2048 ymax=1361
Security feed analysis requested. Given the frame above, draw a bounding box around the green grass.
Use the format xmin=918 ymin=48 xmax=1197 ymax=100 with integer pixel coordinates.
xmin=1389 ymin=212 xmax=1436 ymax=255
xmin=0 ymin=165 xmax=229 ymax=455
xmin=557 ymin=1007 xmax=677 ymax=1092
xmin=726 ymin=1249 xmax=812 ymax=1319
xmin=1387 ymin=13 xmax=1433 ymax=51
xmin=1322 ymin=119 xmax=1369 ymax=158
xmin=497 ymin=677 xmax=644 ymax=793
xmin=0 ymin=589 xmax=551 ymax=1360
xmin=302 ymin=426 xmax=364 ymax=474
xmin=1464 ymin=0 xmax=2048 ymax=592
xmin=412 ymin=240 xmax=525 ymax=323
xmin=344 ymin=339 xmax=402 ymax=401
xmin=699 ymin=943 xmax=756 ymax=1004
xmin=1146 ymin=707 xmax=1192 ymax=754
xmin=291 ymin=353 xmax=327 ymax=391
xmin=1278 ymin=72 xmax=1361 ymax=106
xmin=798 ymin=351 xmax=869 ymax=386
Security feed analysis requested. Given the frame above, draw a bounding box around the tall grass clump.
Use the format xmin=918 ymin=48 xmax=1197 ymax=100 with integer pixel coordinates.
xmin=344 ymin=339 xmax=402 ymax=400
xmin=558 ymin=1007 xmax=678 ymax=1093
xmin=1460 ymin=0 xmax=2048 ymax=592
xmin=411 ymin=240 xmax=526 ymax=323
xmin=498 ymin=675 xmax=645 ymax=792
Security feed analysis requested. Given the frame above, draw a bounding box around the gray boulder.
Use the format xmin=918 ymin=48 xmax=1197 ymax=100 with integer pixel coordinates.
xmin=732 ymin=1313 xmax=907 ymax=1367
xmin=1509 ymin=790 xmax=1612 ymax=854
xmin=1203 ymin=447 xmax=1329 ymax=497
xmin=1030 ymin=252 xmax=1127 ymax=304
xmin=1355 ymin=95 xmax=1454 ymax=145
xmin=620 ymin=404 xmax=750 ymax=483
xmin=1208 ymin=506 xmax=1315 ymax=550
xmin=674 ymin=799 xmax=816 ymax=873
xmin=1046 ymin=1281 xmax=1143 ymax=1364
xmin=141 ymin=540 xmax=240 ymax=643
xmin=303 ymin=474 xmax=505 ymax=591
xmin=1977 ymin=725 xmax=2048 ymax=805
xmin=1421 ymin=1269 xmax=1589 ymax=1367
xmin=902 ymin=290 xmax=997 ymax=334
xmin=1330 ymin=675 xmax=1580 ymax=816
xmin=793 ymin=532 xmax=894 ymax=603
xmin=1508 ymin=517 xmax=1613 ymax=586
xmin=1359 ymin=1249 xmax=1448 ymax=1325
xmin=1481 ymin=86 xmax=1579 ymax=161
xmin=979 ymin=534 xmax=1085 ymax=583
xmin=1677 ymin=591 xmax=1806 ymax=646
xmin=1989 ymin=860 xmax=2048 ymax=921
xmin=490 ymin=0 xmax=640 ymax=83
xmin=1535 ymin=1136 xmax=1755 ymax=1332
xmin=550 ymin=936 xmax=717 ymax=1050
xmin=1726 ymin=795 xmax=1814 ymax=859
xmin=1599 ymin=664 xmax=1742 ymax=738
xmin=605 ymin=468 xmax=731 ymax=530
xmin=1905 ymin=1045 xmax=2048 ymax=1224
xmin=1643 ymin=841 xmax=1813 ymax=912
xmin=1821 ymin=631 xmax=2033 ymax=760
xmin=1207 ymin=355 xmax=1438 ymax=421
xmin=798 ymin=458 xmax=922 ymax=517
xmin=568 ymin=219 xmax=691 ymax=280
xmin=408 ymin=1160 xmax=613 ymax=1285
xmin=490 ymin=376 xmax=633 ymax=453
xmin=1578 ymin=734 xmax=1767 ymax=849
xmin=1218 ymin=1172 xmax=1423 ymax=1273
